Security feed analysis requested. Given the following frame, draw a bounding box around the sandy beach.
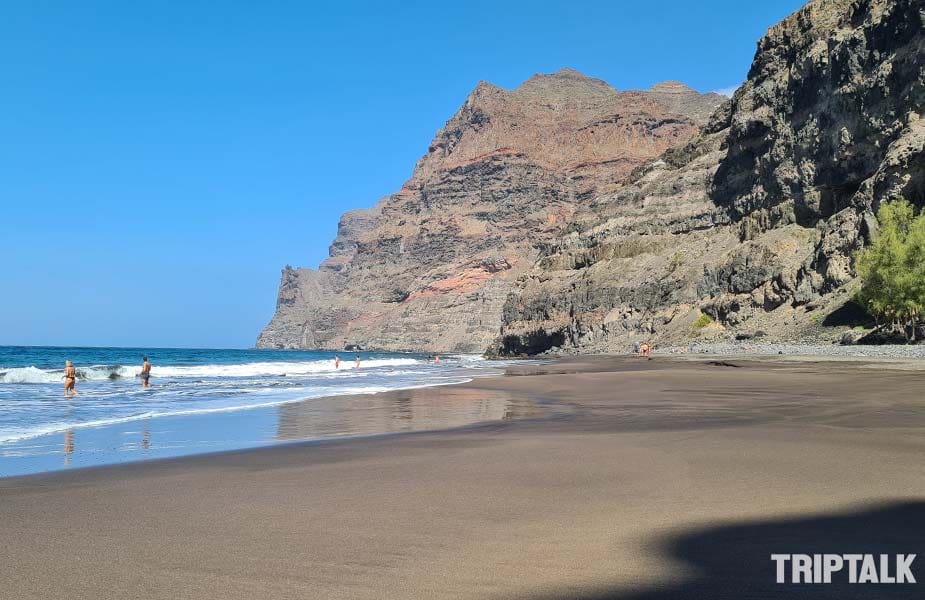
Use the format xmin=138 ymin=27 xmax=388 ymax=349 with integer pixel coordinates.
xmin=1 ymin=356 xmax=923 ymax=599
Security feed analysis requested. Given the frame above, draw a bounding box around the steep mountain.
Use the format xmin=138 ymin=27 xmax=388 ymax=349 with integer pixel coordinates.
xmin=497 ymin=0 xmax=924 ymax=354
xmin=257 ymin=71 xmax=724 ymax=351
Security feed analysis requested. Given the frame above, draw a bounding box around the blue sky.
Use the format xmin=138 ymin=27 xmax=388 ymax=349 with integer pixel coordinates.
xmin=0 ymin=0 xmax=806 ymax=348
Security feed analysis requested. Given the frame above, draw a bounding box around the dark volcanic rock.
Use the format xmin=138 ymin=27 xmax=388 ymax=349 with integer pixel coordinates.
xmin=496 ymin=0 xmax=924 ymax=354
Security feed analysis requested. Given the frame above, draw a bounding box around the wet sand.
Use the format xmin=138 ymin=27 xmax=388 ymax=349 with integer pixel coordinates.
xmin=1 ymin=356 xmax=923 ymax=599
xmin=0 ymin=386 xmax=532 ymax=477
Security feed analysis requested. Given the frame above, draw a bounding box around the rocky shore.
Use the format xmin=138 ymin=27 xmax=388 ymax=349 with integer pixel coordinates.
xmin=658 ymin=343 xmax=925 ymax=360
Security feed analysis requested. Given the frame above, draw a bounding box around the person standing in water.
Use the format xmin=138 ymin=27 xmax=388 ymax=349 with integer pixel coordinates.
xmin=334 ymin=354 xmax=340 ymax=369
xmin=355 ymin=353 xmax=361 ymax=369
xmin=63 ymin=360 xmax=78 ymax=397
xmin=140 ymin=355 xmax=152 ymax=388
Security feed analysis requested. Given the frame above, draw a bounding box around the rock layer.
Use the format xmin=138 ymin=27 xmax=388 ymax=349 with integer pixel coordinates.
xmin=260 ymin=0 xmax=923 ymax=355
xmin=497 ymin=0 xmax=924 ymax=354
xmin=258 ymin=71 xmax=724 ymax=351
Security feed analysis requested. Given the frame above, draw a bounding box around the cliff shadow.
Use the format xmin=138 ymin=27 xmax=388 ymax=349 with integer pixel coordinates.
xmin=533 ymin=500 xmax=925 ymax=600
xmin=821 ymin=299 xmax=875 ymax=328
xmin=499 ymin=330 xmax=567 ymax=356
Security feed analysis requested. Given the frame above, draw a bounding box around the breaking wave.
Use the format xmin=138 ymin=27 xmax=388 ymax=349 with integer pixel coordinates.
xmin=0 ymin=365 xmax=134 ymax=384
xmin=0 ymin=358 xmax=421 ymax=384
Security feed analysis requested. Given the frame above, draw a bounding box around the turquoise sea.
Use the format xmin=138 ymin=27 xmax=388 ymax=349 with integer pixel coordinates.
xmin=0 ymin=346 xmax=518 ymax=477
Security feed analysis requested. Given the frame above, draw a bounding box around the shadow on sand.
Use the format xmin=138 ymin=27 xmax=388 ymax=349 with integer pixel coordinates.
xmin=540 ymin=501 xmax=924 ymax=600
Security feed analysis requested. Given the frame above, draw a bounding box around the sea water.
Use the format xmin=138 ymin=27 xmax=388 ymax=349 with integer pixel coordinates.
xmin=0 ymin=346 xmax=521 ymax=476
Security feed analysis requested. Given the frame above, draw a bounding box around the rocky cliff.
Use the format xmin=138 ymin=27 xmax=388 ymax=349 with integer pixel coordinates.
xmin=257 ymin=71 xmax=724 ymax=351
xmin=497 ymin=0 xmax=924 ymax=354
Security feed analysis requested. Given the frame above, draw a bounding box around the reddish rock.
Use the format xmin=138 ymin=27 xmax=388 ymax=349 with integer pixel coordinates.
xmin=257 ymin=70 xmax=723 ymax=351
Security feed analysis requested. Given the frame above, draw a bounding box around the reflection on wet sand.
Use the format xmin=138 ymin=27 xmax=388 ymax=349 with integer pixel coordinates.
xmin=63 ymin=429 xmax=74 ymax=466
xmin=142 ymin=421 xmax=151 ymax=452
xmin=276 ymin=387 xmax=536 ymax=442
xmin=61 ymin=425 xmax=150 ymax=469
xmin=2 ymin=386 xmax=542 ymax=477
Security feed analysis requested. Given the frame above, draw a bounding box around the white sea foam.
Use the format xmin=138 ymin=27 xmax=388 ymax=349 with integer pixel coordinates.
xmin=0 ymin=358 xmax=421 ymax=384
xmin=150 ymin=358 xmax=419 ymax=378
xmin=0 ymin=365 xmax=137 ymax=383
xmin=0 ymin=366 xmax=60 ymax=384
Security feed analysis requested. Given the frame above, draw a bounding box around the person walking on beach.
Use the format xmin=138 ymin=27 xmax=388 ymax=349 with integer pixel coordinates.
xmin=140 ymin=356 xmax=152 ymax=388
xmin=334 ymin=354 xmax=340 ymax=369
xmin=63 ymin=360 xmax=79 ymax=397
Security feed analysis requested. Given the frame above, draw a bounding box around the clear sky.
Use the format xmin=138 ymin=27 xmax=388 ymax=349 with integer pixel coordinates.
xmin=1 ymin=0 xmax=806 ymax=348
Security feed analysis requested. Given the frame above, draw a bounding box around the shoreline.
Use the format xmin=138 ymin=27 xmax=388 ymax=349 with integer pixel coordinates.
xmin=5 ymin=350 xmax=925 ymax=478
xmin=0 ymin=377 xmax=536 ymax=479
xmin=2 ymin=356 xmax=924 ymax=598
xmin=0 ymin=350 xmax=523 ymax=478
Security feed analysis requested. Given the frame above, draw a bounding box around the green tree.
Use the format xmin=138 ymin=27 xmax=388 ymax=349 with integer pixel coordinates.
xmin=856 ymin=199 xmax=925 ymax=341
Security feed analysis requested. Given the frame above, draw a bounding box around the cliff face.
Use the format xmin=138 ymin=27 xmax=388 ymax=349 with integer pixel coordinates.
xmin=257 ymin=70 xmax=724 ymax=351
xmin=497 ymin=0 xmax=924 ymax=354
xmin=260 ymin=0 xmax=922 ymax=354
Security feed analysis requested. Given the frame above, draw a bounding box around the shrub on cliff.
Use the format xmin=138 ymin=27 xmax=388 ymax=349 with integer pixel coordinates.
xmin=856 ymin=199 xmax=925 ymax=342
xmin=692 ymin=312 xmax=714 ymax=330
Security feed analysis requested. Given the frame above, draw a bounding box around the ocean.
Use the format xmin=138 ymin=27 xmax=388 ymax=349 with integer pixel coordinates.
xmin=0 ymin=346 xmax=524 ymax=477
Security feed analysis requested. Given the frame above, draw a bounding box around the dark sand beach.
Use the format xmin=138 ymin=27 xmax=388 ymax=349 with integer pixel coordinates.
xmin=1 ymin=356 xmax=923 ymax=599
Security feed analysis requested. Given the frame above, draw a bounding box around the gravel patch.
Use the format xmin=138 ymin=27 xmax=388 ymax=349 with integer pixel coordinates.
xmin=657 ymin=343 xmax=925 ymax=360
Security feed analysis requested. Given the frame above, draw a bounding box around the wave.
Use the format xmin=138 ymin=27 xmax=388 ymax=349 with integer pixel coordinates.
xmin=0 ymin=358 xmax=422 ymax=384
xmin=149 ymin=358 xmax=419 ymax=378
xmin=0 ymin=365 xmax=133 ymax=384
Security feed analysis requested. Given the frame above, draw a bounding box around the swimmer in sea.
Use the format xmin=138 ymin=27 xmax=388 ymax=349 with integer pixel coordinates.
xmin=141 ymin=355 xmax=152 ymax=388
xmin=355 ymin=353 xmax=361 ymax=369
xmin=335 ymin=354 xmax=340 ymax=369
xmin=63 ymin=360 xmax=79 ymax=397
